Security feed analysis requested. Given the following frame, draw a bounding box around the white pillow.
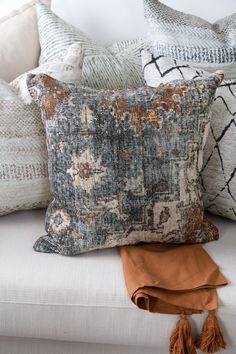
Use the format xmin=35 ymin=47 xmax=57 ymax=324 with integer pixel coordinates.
xmin=142 ymin=50 xmax=236 ymax=220
xmin=0 ymin=44 xmax=84 ymax=216
xmin=0 ymin=0 xmax=50 ymax=82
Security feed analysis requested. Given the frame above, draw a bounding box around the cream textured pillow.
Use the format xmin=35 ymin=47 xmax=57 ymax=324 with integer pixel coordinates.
xmin=36 ymin=2 xmax=147 ymax=89
xmin=0 ymin=0 xmax=51 ymax=82
xmin=0 ymin=44 xmax=84 ymax=216
xmin=142 ymin=50 xmax=236 ymax=220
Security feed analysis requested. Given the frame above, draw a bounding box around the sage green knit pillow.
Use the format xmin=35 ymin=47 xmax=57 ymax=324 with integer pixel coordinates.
xmin=37 ymin=2 xmax=147 ymax=89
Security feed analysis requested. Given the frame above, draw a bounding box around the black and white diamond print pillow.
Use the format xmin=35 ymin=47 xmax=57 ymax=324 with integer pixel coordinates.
xmin=142 ymin=50 xmax=236 ymax=221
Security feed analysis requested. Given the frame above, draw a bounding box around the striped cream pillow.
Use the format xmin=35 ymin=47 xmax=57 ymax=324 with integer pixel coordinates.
xmin=0 ymin=44 xmax=84 ymax=215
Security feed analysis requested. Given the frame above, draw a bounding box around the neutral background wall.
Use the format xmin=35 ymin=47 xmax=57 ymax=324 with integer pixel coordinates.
xmin=1 ymin=0 xmax=236 ymax=21
xmin=1 ymin=0 xmax=236 ymax=43
xmin=52 ymin=0 xmax=236 ymax=43
xmin=0 ymin=0 xmax=29 ymax=17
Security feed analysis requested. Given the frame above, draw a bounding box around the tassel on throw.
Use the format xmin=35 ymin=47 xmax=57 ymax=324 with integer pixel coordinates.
xmin=195 ymin=310 xmax=226 ymax=353
xmin=169 ymin=313 xmax=197 ymax=354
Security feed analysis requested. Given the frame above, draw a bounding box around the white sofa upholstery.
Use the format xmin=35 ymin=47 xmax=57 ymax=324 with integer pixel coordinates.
xmin=0 ymin=210 xmax=235 ymax=353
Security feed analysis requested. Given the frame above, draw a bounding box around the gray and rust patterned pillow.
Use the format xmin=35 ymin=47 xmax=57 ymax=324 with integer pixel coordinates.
xmin=27 ymin=73 xmax=222 ymax=255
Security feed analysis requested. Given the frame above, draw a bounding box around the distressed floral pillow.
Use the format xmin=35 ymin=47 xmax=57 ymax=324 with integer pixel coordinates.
xmin=27 ymin=73 xmax=222 ymax=255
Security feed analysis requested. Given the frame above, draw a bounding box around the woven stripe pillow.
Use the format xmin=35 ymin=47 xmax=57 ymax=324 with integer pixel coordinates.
xmin=36 ymin=1 xmax=147 ymax=89
xmin=142 ymin=50 xmax=236 ymax=220
xmin=0 ymin=44 xmax=83 ymax=215
xmin=143 ymin=0 xmax=236 ymax=79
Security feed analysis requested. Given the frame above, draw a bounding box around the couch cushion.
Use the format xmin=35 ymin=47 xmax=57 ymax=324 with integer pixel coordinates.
xmin=0 ymin=210 xmax=235 ymax=350
xmin=0 ymin=337 xmax=161 ymax=354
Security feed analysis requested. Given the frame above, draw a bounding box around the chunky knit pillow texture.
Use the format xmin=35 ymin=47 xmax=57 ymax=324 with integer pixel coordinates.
xmin=142 ymin=50 xmax=236 ymax=220
xmin=27 ymin=73 xmax=222 ymax=255
xmin=0 ymin=44 xmax=84 ymax=216
xmin=36 ymin=1 xmax=147 ymax=89
xmin=143 ymin=0 xmax=236 ymax=79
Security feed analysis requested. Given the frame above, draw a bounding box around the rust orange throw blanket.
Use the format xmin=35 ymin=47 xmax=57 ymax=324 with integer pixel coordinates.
xmin=119 ymin=244 xmax=228 ymax=354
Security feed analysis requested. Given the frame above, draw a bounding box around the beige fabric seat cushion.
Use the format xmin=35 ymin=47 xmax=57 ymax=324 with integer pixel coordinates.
xmin=0 ymin=0 xmax=50 ymax=82
xmin=0 ymin=210 xmax=235 ymax=351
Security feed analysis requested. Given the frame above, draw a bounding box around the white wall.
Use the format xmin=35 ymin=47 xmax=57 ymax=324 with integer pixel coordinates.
xmin=0 ymin=0 xmax=29 ymax=17
xmin=51 ymin=0 xmax=236 ymax=43
xmin=1 ymin=0 xmax=236 ymax=20
xmin=1 ymin=0 xmax=236 ymax=21
xmin=1 ymin=0 xmax=236 ymax=43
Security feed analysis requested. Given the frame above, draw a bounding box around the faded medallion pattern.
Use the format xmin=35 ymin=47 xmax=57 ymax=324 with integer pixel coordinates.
xmin=27 ymin=73 xmax=222 ymax=255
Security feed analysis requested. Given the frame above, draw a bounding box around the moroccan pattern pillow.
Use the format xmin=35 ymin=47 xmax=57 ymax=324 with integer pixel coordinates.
xmin=142 ymin=51 xmax=236 ymax=220
xmin=27 ymin=73 xmax=222 ymax=255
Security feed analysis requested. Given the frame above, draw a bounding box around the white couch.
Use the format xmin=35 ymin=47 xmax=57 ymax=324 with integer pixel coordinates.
xmin=0 ymin=1 xmax=236 ymax=353
xmin=0 ymin=211 xmax=236 ymax=354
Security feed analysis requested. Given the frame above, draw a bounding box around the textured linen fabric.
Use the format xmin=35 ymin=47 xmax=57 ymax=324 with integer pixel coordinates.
xmin=120 ymin=244 xmax=227 ymax=314
xmin=0 ymin=0 xmax=50 ymax=82
xmin=0 ymin=338 xmax=161 ymax=354
xmin=142 ymin=50 xmax=236 ymax=220
xmin=27 ymin=73 xmax=222 ymax=255
xmin=0 ymin=210 xmax=235 ymax=352
xmin=0 ymin=44 xmax=84 ymax=216
xmin=36 ymin=1 xmax=147 ymax=89
xmin=143 ymin=0 xmax=236 ymax=79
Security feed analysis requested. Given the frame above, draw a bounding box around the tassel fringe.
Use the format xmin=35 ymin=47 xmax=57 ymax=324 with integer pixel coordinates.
xmin=169 ymin=313 xmax=197 ymax=354
xmin=195 ymin=310 xmax=226 ymax=353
